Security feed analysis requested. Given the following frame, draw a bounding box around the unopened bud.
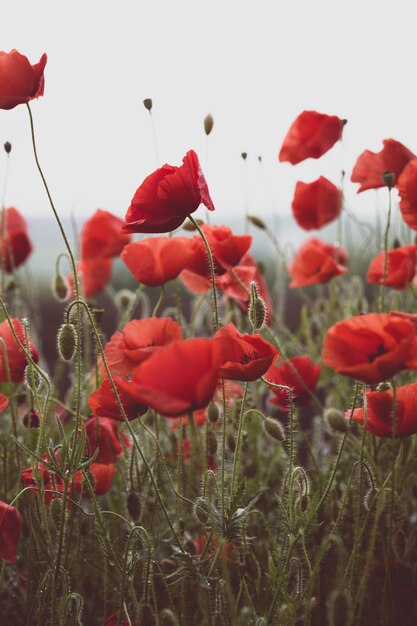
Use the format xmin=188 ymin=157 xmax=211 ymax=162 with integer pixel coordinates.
xmin=264 ymin=417 xmax=285 ymax=441
xmin=23 ymin=410 xmax=40 ymax=429
xmin=143 ymin=98 xmax=153 ymax=112
xmin=376 ymin=381 xmax=392 ymax=392
xmin=241 ymin=152 xmax=248 ymax=160
xmin=249 ymin=282 xmax=267 ymax=330
xmin=182 ymin=217 xmax=205 ymax=231
xmin=206 ymin=429 xmax=218 ymax=455
xmin=4 ymin=142 xmax=11 ymax=154
xmin=381 ymin=170 xmax=395 ymax=189
xmin=193 ymin=497 xmax=211 ymax=525
xmin=24 ymin=365 xmax=42 ymax=392
xmin=57 ymin=323 xmax=77 ymax=362
xmin=247 ymin=215 xmax=266 ymax=230
xmin=127 ymin=491 xmax=141 ymax=522
xmin=52 ymin=273 xmax=69 ymax=301
xmin=208 ymin=402 xmax=220 ymax=423
xmin=204 ymin=114 xmax=214 ymax=136
xmin=115 ymin=288 xmax=134 ymax=313
xmin=325 ymin=408 xmax=348 ymax=433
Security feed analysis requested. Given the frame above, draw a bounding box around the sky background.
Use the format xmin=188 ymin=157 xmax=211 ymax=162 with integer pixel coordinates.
xmin=1 ymin=0 xmax=416 ymax=263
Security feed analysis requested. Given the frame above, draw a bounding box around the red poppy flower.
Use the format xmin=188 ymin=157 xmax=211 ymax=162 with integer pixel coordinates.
xmin=0 ymin=49 xmax=47 ymax=110
xmin=349 ymin=383 xmax=417 ymax=437
xmin=288 ymin=238 xmax=348 ymax=288
xmin=214 ymin=322 xmax=278 ymax=381
xmin=81 ymin=209 xmax=131 ymax=260
xmin=265 ymin=356 xmax=321 ymax=410
xmin=397 ymin=159 xmax=417 ymax=231
xmin=73 ymin=462 xmax=115 ymax=496
xmin=105 ymin=614 xmax=136 ymax=626
xmin=278 ymin=111 xmax=345 ymax=165
xmin=130 ymin=338 xmax=221 ymax=416
xmin=102 ymin=317 xmax=182 ymax=376
xmin=88 ymin=376 xmax=148 ymax=421
xmin=75 ymin=257 xmax=113 ymax=299
xmin=322 ymin=312 xmax=417 ymax=384
xmin=169 ymin=407 xmax=207 ymax=429
xmin=0 ymin=501 xmax=22 ymax=563
xmin=21 ymin=456 xmax=66 ymax=504
xmin=366 ymin=245 xmax=417 ymax=290
xmin=85 ymin=416 xmax=129 ymax=464
xmin=351 ymin=139 xmax=416 ymax=193
xmin=122 ymin=150 xmax=214 ymax=234
xmin=291 ymin=177 xmax=341 ymax=231
xmin=121 ymin=237 xmax=195 ymax=287
xmin=0 ymin=318 xmax=39 ymax=383
xmin=0 ymin=208 xmax=33 ymax=273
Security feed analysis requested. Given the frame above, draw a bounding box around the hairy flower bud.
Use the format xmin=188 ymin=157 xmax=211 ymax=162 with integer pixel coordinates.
xmin=204 ymin=114 xmax=214 ymax=136
xmin=264 ymin=417 xmax=285 ymax=441
xmin=325 ymin=408 xmax=348 ymax=433
xmin=249 ymin=281 xmax=267 ymax=331
xmin=57 ymin=323 xmax=77 ymax=362
xmin=241 ymin=152 xmax=248 ymax=160
xmin=208 ymin=402 xmax=220 ymax=423
xmin=52 ymin=273 xmax=69 ymax=301
xmin=24 ymin=364 xmax=42 ymax=392
xmin=143 ymin=98 xmax=153 ymax=112
xmin=247 ymin=215 xmax=266 ymax=230
xmin=193 ymin=497 xmax=211 ymax=525
xmin=182 ymin=217 xmax=205 ymax=231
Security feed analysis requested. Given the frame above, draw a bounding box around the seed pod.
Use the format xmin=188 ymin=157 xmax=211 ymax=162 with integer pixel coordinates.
xmin=325 ymin=408 xmax=348 ymax=433
xmin=247 ymin=215 xmax=266 ymax=230
xmin=264 ymin=417 xmax=285 ymax=442
xmin=206 ymin=429 xmax=218 ymax=455
xmin=208 ymin=402 xmax=220 ymax=423
xmin=143 ymin=98 xmax=153 ymax=111
xmin=52 ymin=273 xmax=69 ymax=301
xmin=127 ymin=491 xmax=141 ymax=522
xmin=204 ymin=113 xmax=214 ymax=136
xmin=241 ymin=152 xmax=248 ymax=160
xmin=57 ymin=323 xmax=77 ymax=361
xmin=4 ymin=142 xmax=11 ymax=154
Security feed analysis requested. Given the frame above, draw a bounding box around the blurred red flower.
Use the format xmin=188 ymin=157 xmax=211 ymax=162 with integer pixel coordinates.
xmin=291 ymin=177 xmax=341 ymax=231
xmin=322 ymin=312 xmax=417 ymax=383
xmin=351 ymin=139 xmax=416 ymax=193
xmin=288 ymin=238 xmax=348 ymax=288
xmin=214 ymin=322 xmax=278 ymax=381
xmin=397 ymin=159 xmax=417 ymax=230
xmin=265 ymin=356 xmax=321 ymax=410
xmin=0 ymin=318 xmax=39 ymax=383
xmin=88 ymin=376 xmax=148 ymax=421
xmin=349 ymin=383 xmax=417 ymax=437
xmin=122 ymin=150 xmax=214 ymax=234
xmin=0 ymin=49 xmax=47 ymax=110
xmin=74 ymin=257 xmax=112 ymax=299
xmin=279 ymin=111 xmax=344 ymax=165
xmin=85 ymin=416 xmax=130 ymax=464
xmin=121 ymin=236 xmax=195 ymax=286
xmin=72 ymin=462 xmax=115 ymax=496
xmin=0 ymin=501 xmax=22 ymax=563
xmin=81 ymin=209 xmax=130 ymax=260
xmin=130 ymin=338 xmax=221 ymax=416
xmin=366 ymin=245 xmax=417 ymax=290
xmin=0 ymin=208 xmax=33 ymax=273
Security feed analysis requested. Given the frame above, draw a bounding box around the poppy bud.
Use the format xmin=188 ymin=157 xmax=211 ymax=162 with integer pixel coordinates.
xmin=57 ymin=323 xmax=77 ymax=362
xmin=24 ymin=364 xmax=42 ymax=392
xmin=208 ymin=402 xmax=220 ymax=423
xmin=91 ymin=307 xmax=104 ymax=327
xmin=182 ymin=217 xmax=205 ymax=231
xmin=204 ymin=114 xmax=214 ymax=136
xmin=192 ymin=497 xmax=211 ymax=525
xmin=23 ymin=410 xmax=40 ymax=428
xmin=247 ymin=215 xmax=266 ymax=230
xmin=376 ymin=381 xmax=392 ymax=392
xmin=249 ymin=281 xmax=267 ymax=331
xmin=115 ymin=288 xmax=134 ymax=313
xmin=381 ymin=170 xmax=395 ymax=189
xmin=52 ymin=273 xmax=69 ymax=301
xmin=206 ymin=429 xmax=218 ymax=455
xmin=4 ymin=142 xmax=11 ymax=154
xmin=143 ymin=98 xmax=153 ymax=112
xmin=325 ymin=408 xmax=348 ymax=433
xmin=127 ymin=491 xmax=141 ymax=522
xmin=264 ymin=417 xmax=285 ymax=441
xmin=241 ymin=152 xmax=248 ymax=160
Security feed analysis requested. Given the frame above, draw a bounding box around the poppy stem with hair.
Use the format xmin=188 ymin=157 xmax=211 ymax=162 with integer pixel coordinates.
xmin=229 ymin=382 xmax=249 ymax=503
xmin=380 ymin=186 xmax=392 ymax=311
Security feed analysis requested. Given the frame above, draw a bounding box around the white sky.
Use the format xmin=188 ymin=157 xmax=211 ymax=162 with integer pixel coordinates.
xmin=1 ymin=0 xmax=416 ymax=239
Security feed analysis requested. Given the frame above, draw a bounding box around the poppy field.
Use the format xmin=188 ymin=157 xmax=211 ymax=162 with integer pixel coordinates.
xmin=2 ymin=49 xmax=417 ymax=625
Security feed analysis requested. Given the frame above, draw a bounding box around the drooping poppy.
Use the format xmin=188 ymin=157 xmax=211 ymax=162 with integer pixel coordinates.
xmin=0 ymin=318 xmax=39 ymax=383
xmin=0 ymin=49 xmax=47 ymax=110
xmin=351 ymin=139 xmax=416 ymax=193
xmin=88 ymin=376 xmax=148 ymax=421
xmin=349 ymin=383 xmax=417 ymax=437
xmin=0 ymin=501 xmax=22 ymax=563
xmin=366 ymin=245 xmax=417 ymax=290
xmin=288 ymin=238 xmax=348 ymax=288
xmin=0 ymin=208 xmax=33 ymax=273
xmin=397 ymin=159 xmax=417 ymax=231
xmin=291 ymin=177 xmax=341 ymax=231
xmin=122 ymin=150 xmax=214 ymax=234
xmin=265 ymin=356 xmax=321 ymax=411
xmin=213 ymin=322 xmax=278 ymax=381
xmin=121 ymin=237 xmax=195 ymax=287
xmin=322 ymin=312 xmax=417 ymax=384
xmin=279 ymin=111 xmax=345 ymax=165
xmin=85 ymin=416 xmax=130 ymax=464
xmin=80 ymin=209 xmax=131 ymax=260
xmin=102 ymin=317 xmax=182 ymax=376
xmin=130 ymin=338 xmax=221 ymax=416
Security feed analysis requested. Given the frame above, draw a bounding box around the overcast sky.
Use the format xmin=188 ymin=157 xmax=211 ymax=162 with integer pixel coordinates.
xmin=1 ymin=0 xmax=416 ymax=241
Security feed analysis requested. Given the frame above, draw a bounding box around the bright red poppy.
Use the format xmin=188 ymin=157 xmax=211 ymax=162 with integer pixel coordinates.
xmin=265 ymin=356 xmax=321 ymax=411
xmin=0 ymin=208 xmax=33 ymax=273
xmin=397 ymin=159 xmax=417 ymax=230
xmin=349 ymin=383 xmax=417 ymax=437
xmin=85 ymin=416 xmax=129 ymax=464
xmin=0 ymin=318 xmax=39 ymax=383
xmin=366 ymin=245 xmax=417 ymax=290
xmin=322 ymin=312 xmax=417 ymax=384
xmin=279 ymin=111 xmax=344 ymax=165
xmin=288 ymin=238 xmax=348 ymax=288
xmin=81 ymin=209 xmax=131 ymax=260
xmin=0 ymin=49 xmax=47 ymax=110
xmin=291 ymin=177 xmax=341 ymax=231
xmin=102 ymin=317 xmax=182 ymax=376
xmin=72 ymin=462 xmax=115 ymax=496
xmin=351 ymin=139 xmax=416 ymax=193
xmin=130 ymin=338 xmax=221 ymax=416
xmin=88 ymin=376 xmax=148 ymax=421
xmin=0 ymin=501 xmax=22 ymax=563
xmin=122 ymin=150 xmax=214 ymax=234
xmin=21 ymin=456 xmax=66 ymax=504
xmin=121 ymin=237 xmax=195 ymax=286
xmin=75 ymin=257 xmax=113 ymax=299
xmin=214 ymin=322 xmax=278 ymax=381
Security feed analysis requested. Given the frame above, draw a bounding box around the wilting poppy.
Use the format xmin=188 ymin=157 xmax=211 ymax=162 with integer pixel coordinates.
xmin=351 ymin=139 xmax=416 ymax=193
xmin=322 ymin=312 xmax=417 ymax=384
xmin=214 ymin=322 xmax=278 ymax=381
xmin=81 ymin=209 xmax=130 ymax=260
xmin=288 ymin=238 xmax=348 ymax=288
xmin=349 ymin=383 xmax=417 ymax=437
xmin=102 ymin=317 xmax=182 ymax=376
xmin=265 ymin=356 xmax=321 ymax=410
xmin=0 ymin=208 xmax=33 ymax=273
xmin=122 ymin=150 xmax=214 ymax=234
xmin=130 ymin=338 xmax=221 ymax=416
xmin=0 ymin=318 xmax=39 ymax=383
xmin=0 ymin=501 xmax=22 ymax=563
xmin=397 ymin=159 xmax=417 ymax=231
xmin=85 ymin=416 xmax=129 ymax=464
xmin=121 ymin=237 xmax=195 ymax=286
xmin=366 ymin=245 xmax=417 ymax=290
xmin=291 ymin=177 xmax=341 ymax=231
xmin=279 ymin=111 xmax=345 ymax=165
xmin=88 ymin=376 xmax=148 ymax=421
xmin=0 ymin=49 xmax=47 ymax=110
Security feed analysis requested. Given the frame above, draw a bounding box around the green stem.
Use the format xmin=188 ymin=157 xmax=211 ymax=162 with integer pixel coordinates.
xmin=229 ymin=383 xmax=249 ymax=501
